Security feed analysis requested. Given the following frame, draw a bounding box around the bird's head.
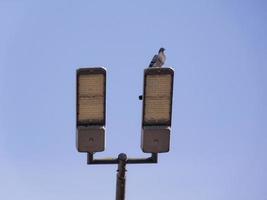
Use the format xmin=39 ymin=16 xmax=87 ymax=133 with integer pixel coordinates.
xmin=159 ymin=47 xmax=165 ymax=53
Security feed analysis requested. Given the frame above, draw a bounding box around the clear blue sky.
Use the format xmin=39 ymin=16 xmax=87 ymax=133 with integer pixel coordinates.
xmin=0 ymin=1 xmax=266 ymax=199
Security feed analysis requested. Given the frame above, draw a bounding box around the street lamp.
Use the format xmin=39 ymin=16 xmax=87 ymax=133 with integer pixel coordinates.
xmin=76 ymin=67 xmax=106 ymax=153
xmin=141 ymin=67 xmax=174 ymax=153
xmin=76 ymin=66 xmax=174 ymax=200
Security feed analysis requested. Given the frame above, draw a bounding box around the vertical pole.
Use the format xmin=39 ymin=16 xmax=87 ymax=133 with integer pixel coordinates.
xmin=116 ymin=153 xmax=127 ymax=200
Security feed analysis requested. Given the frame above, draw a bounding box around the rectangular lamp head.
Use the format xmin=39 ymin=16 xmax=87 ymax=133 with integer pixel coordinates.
xmin=76 ymin=67 xmax=106 ymax=126
xmin=142 ymin=67 xmax=174 ymax=127
xmin=76 ymin=67 xmax=106 ymax=153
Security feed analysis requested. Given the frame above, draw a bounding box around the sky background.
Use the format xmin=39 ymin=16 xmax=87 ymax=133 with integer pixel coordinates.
xmin=0 ymin=0 xmax=266 ymax=200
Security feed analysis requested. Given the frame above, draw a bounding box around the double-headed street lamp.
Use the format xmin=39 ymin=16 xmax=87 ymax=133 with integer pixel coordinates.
xmin=76 ymin=67 xmax=174 ymax=200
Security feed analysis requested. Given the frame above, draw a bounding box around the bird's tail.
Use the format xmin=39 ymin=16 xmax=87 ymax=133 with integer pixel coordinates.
xmin=149 ymin=55 xmax=157 ymax=67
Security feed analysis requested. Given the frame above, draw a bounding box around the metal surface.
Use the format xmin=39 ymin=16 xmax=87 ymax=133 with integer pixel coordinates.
xmin=116 ymin=153 xmax=127 ymax=200
xmin=141 ymin=126 xmax=170 ymax=153
xmin=87 ymin=153 xmax=118 ymax=164
xmin=87 ymin=152 xmax=157 ymax=200
xmin=87 ymin=153 xmax=158 ymax=165
xmin=76 ymin=126 xmax=105 ymax=152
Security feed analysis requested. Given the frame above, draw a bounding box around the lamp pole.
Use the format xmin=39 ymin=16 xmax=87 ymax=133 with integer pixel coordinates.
xmin=87 ymin=152 xmax=158 ymax=200
xmin=116 ymin=153 xmax=127 ymax=200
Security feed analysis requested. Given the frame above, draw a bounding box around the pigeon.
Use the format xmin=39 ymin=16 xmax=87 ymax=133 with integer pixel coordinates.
xmin=149 ymin=47 xmax=166 ymax=68
xmin=139 ymin=48 xmax=166 ymax=100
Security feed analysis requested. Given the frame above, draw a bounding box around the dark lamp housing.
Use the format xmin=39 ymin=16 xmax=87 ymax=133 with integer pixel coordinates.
xmin=141 ymin=67 xmax=174 ymax=153
xmin=76 ymin=67 xmax=106 ymax=153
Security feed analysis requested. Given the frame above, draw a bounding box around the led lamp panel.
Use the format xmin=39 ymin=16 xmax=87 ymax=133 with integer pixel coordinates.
xmin=143 ymin=68 xmax=174 ymax=126
xmin=77 ymin=68 xmax=106 ymax=126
